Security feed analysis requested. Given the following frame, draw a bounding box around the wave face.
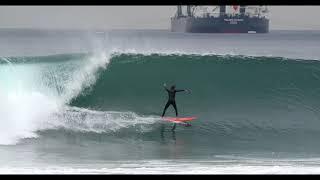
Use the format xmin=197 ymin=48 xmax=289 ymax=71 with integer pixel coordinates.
xmin=70 ymin=54 xmax=320 ymax=154
xmin=2 ymin=51 xmax=320 ymax=159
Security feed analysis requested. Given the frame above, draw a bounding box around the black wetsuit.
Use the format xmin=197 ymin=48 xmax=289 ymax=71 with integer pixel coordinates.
xmin=162 ymin=87 xmax=185 ymax=117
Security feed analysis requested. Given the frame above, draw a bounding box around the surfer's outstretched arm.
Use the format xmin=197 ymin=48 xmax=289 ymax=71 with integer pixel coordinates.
xmin=176 ymin=89 xmax=190 ymax=93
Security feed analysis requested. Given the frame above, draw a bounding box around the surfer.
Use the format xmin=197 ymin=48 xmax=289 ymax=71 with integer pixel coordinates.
xmin=162 ymin=83 xmax=190 ymax=130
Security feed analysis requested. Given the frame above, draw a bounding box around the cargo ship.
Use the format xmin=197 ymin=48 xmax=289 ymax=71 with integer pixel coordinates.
xmin=171 ymin=6 xmax=269 ymax=33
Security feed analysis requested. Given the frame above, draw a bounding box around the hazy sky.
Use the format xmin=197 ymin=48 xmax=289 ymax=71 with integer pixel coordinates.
xmin=0 ymin=6 xmax=319 ymax=30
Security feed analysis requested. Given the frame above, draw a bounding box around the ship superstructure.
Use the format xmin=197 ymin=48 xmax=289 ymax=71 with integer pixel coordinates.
xmin=171 ymin=6 xmax=269 ymax=33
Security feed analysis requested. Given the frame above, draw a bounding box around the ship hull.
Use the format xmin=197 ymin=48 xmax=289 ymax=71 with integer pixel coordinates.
xmin=171 ymin=16 xmax=269 ymax=33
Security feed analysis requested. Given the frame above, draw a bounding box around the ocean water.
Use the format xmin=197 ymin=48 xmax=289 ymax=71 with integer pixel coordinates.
xmin=1 ymin=29 xmax=320 ymax=174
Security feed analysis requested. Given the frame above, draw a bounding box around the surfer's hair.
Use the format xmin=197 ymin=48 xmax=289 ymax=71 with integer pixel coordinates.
xmin=171 ymin=85 xmax=176 ymax=90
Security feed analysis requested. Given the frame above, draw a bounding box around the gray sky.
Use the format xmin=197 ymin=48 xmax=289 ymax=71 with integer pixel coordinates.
xmin=0 ymin=6 xmax=319 ymax=30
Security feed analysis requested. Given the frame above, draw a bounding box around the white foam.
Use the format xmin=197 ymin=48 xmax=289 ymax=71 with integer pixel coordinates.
xmin=0 ymin=89 xmax=60 ymax=145
xmin=1 ymin=159 xmax=320 ymax=174
xmin=45 ymin=106 xmax=160 ymax=133
xmin=0 ymin=40 xmax=113 ymax=145
xmin=0 ymin=41 xmax=170 ymax=145
xmin=60 ymin=51 xmax=110 ymax=103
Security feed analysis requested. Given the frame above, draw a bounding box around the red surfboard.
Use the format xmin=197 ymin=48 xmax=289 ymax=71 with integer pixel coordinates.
xmin=162 ymin=117 xmax=197 ymax=123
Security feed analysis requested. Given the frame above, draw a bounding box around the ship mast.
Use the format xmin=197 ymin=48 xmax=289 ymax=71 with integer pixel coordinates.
xmin=177 ymin=5 xmax=182 ymax=17
xmin=187 ymin=6 xmax=192 ymax=16
xmin=219 ymin=6 xmax=226 ymax=16
xmin=240 ymin=6 xmax=246 ymax=14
